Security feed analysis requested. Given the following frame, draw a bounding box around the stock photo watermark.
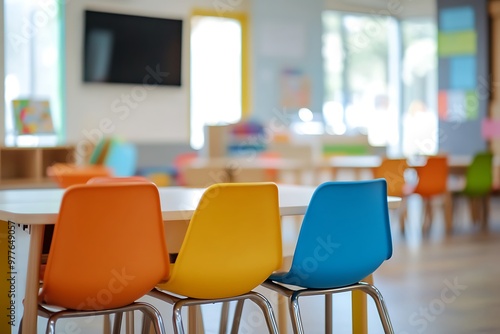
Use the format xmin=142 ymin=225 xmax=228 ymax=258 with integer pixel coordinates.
xmin=5 ymin=221 xmax=17 ymax=327
xmin=59 ymin=267 xmax=136 ymax=334
xmin=68 ymin=64 xmax=170 ymax=165
xmin=401 ymin=277 xmax=467 ymax=334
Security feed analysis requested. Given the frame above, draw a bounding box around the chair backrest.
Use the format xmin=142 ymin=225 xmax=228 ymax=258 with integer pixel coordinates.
xmin=104 ymin=139 xmax=138 ymax=177
xmin=372 ymin=158 xmax=408 ymax=197
xmin=164 ymin=182 xmax=282 ymax=299
xmin=47 ymin=163 xmax=112 ymax=188
xmin=87 ymin=176 xmax=149 ymax=184
xmin=413 ymin=156 xmax=448 ymax=197
xmin=285 ymin=179 xmax=392 ymax=289
xmin=40 ymin=183 xmax=170 ymax=310
xmin=173 ymin=152 xmax=198 ymax=186
xmin=463 ymin=152 xmax=493 ymax=196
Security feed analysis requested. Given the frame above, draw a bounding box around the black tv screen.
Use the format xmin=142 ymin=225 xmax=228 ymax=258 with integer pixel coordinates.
xmin=84 ymin=10 xmax=182 ymax=86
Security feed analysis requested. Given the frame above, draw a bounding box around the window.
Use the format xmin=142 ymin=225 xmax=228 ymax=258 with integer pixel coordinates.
xmin=4 ymin=0 xmax=64 ymax=146
xmin=323 ymin=12 xmax=400 ymax=148
xmin=190 ymin=11 xmax=248 ymax=150
xmin=322 ymin=11 xmax=437 ymax=155
xmin=401 ymin=19 xmax=438 ymax=156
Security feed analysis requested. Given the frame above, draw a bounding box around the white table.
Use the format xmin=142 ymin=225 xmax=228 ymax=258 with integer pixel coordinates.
xmin=0 ymin=185 xmax=400 ymax=334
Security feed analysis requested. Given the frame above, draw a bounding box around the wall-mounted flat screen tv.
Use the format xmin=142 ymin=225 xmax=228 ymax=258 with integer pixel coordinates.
xmin=84 ymin=10 xmax=182 ymax=86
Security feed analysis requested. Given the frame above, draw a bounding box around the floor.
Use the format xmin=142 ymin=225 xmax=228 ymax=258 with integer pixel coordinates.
xmin=34 ymin=195 xmax=500 ymax=333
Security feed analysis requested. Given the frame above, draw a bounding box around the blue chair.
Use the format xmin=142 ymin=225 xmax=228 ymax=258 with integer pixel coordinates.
xmin=261 ymin=179 xmax=394 ymax=333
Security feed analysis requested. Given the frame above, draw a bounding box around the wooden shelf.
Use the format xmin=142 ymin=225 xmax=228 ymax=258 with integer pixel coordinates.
xmin=0 ymin=146 xmax=75 ymax=189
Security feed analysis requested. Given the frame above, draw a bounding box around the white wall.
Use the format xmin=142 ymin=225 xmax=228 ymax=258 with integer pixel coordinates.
xmin=251 ymin=0 xmax=324 ymax=122
xmin=65 ymin=0 xmax=247 ymax=147
xmin=65 ymin=0 xmax=434 ymax=148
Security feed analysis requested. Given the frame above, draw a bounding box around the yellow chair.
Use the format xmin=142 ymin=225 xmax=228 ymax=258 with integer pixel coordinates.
xmin=149 ymin=182 xmax=282 ymax=334
xmin=36 ymin=182 xmax=170 ymax=334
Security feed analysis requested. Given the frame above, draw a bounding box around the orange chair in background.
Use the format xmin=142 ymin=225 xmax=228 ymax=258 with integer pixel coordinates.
xmin=173 ymin=152 xmax=198 ymax=186
xmin=372 ymin=158 xmax=408 ymax=197
xmin=35 ymin=182 xmax=170 ymax=333
xmin=373 ymin=158 xmax=408 ymax=235
xmin=47 ymin=163 xmax=112 ymax=188
xmin=258 ymin=151 xmax=282 ymax=183
xmin=87 ymin=175 xmax=150 ymax=184
xmin=47 ymin=137 xmax=137 ymax=188
xmin=400 ymin=156 xmax=452 ymax=235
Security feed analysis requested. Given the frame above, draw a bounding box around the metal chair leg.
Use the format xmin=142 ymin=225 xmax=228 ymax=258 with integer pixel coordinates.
xmin=220 ymin=302 xmax=230 ymax=334
xmin=248 ymin=292 xmax=280 ymax=334
xmin=361 ymin=284 xmax=395 ymax=334
xmin=288 ymin=292 xmax=305 ymax=334
xmin=113 ymin=312 xmax=124 ymax=334
xmin=137 ymin=305 xmax=166 ymax=334
xmin=172 ymin=303 xmax=186 ymax=334
xmin=230 ymin=300 xmax=245 ymax=334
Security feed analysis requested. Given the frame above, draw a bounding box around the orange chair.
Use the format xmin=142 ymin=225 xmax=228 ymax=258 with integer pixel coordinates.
xmin=87 ymin=175 xmax=150 ymax=184
xmin=47 ymin=137 xmax=137 ymax=188
xmin=258 ymin=151 xmax=282 ymax=182
xmin=47 ymin=163 xmax=113 ymax=188
xmin=36 ymin=182 xmax=170 ymax=333
xmin=372 ymin=158 xmax=408 ymax=197
xmin=173 ymin=152 xmax=198 ymax=186
xmin=400 ymin=156 xmax=451 ymax=234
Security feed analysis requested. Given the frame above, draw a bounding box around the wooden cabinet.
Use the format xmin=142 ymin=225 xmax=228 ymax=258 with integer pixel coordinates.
xmin=0 ymin=146 xmax=74 ymax=189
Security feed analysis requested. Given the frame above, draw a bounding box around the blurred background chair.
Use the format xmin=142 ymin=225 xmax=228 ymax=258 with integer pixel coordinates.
xmin=400 ymin=155 xmax=451 ymax=235
xmin=173 ymin=152 xmax=198 ymax=186
xmin=453 ymin=152 xmax=493 ymax=230
xmin=149 ymin=182 xmax=282 ymax=334
xmin=34 ymin=182 xmax=170 ymax=334
xmin=372 ymin=158 xmax=408 ymax=198
xmin=259 ymin=179 xmax=394 ymax=334
xmin=47 ymin=137 xmax=137 ymax=188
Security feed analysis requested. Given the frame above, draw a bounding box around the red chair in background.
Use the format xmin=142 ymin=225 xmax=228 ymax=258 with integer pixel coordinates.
xmin=399 ymin=156 xmax=452 ymax=235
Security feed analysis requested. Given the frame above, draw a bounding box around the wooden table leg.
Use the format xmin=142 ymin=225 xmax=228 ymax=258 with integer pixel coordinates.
xmin=103 ymin=315 xmax=111 ymax=334
xmin=188 ymin=305 xmax=204 ymax=333
xmin=278 ymin=294 xmax=288 ymax=334
xmin=22 ymin=225 xmax=44 ymax=334
xmin=352 ymin=274 xmax=372 ymax=334
xmin=325 ymin=294 xmax=332 ymax=333
xmin=443 ymin=192 xmax=453 ymax=235
xmin=126 ymin=311 xmax=134 ymax=334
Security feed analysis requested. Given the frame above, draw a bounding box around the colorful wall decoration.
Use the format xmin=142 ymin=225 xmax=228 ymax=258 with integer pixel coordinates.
xmin=438 ymin=5 xmax=478 ymax=122
xmin=12 ymin=99 xmax=55 ymax=135
xmin=437 ymin=0 xmax=488 ymax=155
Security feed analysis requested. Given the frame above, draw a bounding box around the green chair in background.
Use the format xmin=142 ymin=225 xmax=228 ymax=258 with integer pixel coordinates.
xmin=455 ymin=152 xmax=494 ymax=230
